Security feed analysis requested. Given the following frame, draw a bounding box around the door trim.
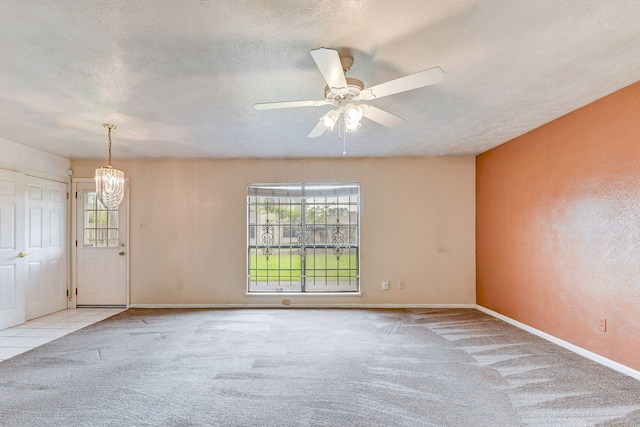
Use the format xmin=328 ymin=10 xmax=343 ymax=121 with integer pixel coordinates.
xmin=71 ymin=178 xmax=129 ymax=308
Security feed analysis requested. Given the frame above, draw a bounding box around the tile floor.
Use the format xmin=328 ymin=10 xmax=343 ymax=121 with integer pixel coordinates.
xmin=0 ymin=307 xmax=126 ymax=362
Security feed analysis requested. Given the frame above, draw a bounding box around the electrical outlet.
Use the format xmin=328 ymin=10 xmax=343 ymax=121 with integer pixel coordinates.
xmin=382 ymin=281 xmax=389 ymax=290
xmin=177 ymin=283 xmax=184 ymax=290
xmin=399 ymin=281 xmax=405 ymax=289
xmin=598 ymin=318 xmax=607 ymax=332
xmin=139 ymin=222 xmax=148 ymax=229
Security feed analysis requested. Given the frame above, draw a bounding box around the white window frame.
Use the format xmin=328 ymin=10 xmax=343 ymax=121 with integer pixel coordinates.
xmin=247 ymin=183 xmax=360 ymax=293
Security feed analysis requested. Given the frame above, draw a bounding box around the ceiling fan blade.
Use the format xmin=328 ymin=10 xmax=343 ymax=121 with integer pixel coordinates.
xmin=360 ymin=66 xmax=445 ymax=100
xmin=310 ymin=48 xmax=348 ymax=90
xmin=307 ymin=120 xmax=327 ymax=138
xmin=253 ymin=100 xmax=328 ymax=110
xmin=362 ymin=105 xmax=404 ymax=128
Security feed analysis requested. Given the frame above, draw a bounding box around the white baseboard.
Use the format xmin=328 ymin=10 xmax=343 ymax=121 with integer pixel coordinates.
xmin=129 ymin=303 xmax=477 ymax=309
xmin=476 ymin=305 xmax=640 ymax=381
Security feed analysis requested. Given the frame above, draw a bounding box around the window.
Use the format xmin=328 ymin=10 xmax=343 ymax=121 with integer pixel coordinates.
xmin=247 ymin=183 xmax=359 ymax=293
xmin=84 ymin=191 xmax=119 ymax=247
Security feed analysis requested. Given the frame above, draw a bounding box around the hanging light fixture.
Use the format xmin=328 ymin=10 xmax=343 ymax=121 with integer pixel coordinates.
xmin=95 ymin=123 xmax=125 ymax=210
xmin=344 ymin=104 xmax=364 ymax=132
xmin=320 ymin=109 xmax=340 ymax=131
xmin=319 ymin=105 xmax=365 ymax=134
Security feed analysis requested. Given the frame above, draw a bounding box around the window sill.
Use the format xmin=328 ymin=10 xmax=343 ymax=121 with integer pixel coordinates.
xmin=245 ymin=292 xmax=363 ymax=297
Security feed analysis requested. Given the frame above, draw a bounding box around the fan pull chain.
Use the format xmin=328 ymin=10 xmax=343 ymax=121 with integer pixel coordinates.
xmin=335 ymin=113 xmax=347 ymax=156
xmin=343 ymin=126 xmax=347 ymax=156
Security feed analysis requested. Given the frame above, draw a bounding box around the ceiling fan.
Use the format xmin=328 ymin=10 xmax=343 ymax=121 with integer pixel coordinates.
xmin=253 ymin=48 xmax=445 ymax=138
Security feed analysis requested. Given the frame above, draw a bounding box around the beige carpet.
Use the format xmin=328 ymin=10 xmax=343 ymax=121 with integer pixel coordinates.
xmin=1 ymin=308 xmax=639 ymax=426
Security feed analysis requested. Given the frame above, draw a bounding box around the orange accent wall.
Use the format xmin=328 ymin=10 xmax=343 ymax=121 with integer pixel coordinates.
xmin=477 ymin=80 xmax=640 ymax=371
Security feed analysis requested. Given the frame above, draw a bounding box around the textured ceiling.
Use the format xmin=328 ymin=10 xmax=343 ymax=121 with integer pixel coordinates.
xmin=1 ymin=1 xmax=640 ymax=159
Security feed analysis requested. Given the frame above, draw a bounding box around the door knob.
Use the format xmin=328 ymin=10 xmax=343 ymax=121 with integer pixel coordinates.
xmin=18 ymin=252 xmax=30 ymax=258
xmin=119 ymin=251 xmax=126 ymax=256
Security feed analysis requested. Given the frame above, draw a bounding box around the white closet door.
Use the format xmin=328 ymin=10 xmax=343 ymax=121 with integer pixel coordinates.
xmin=0 ymin=169 xmax=25 ymax=330
xmin=25 ymin=176 xmax=68 ymax=320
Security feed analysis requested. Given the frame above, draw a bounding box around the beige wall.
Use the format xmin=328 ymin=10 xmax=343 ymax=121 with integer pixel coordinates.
xmin=71 ymin=157 xmax=476 ymax=307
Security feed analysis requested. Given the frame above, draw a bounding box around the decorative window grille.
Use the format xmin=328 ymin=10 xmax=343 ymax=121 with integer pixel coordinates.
xmin=83 ymin=191 xmax=119 ymax=247
xmin=247 ymin=183 xmax=359 ymax=293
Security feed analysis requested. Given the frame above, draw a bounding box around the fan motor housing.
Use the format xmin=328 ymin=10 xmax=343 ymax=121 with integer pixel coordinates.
xmin=324 ymin=77 xmax=365 ymax=103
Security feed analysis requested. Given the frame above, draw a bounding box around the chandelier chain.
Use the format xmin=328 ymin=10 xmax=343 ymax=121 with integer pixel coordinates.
xmin=103 ymin=123 xmax=116 ymax=166
xmin=107 ymin=126 xmax=112 ymax=166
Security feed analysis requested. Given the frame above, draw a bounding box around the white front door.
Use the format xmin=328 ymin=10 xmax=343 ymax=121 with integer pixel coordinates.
xmin=25 ymin=176 xmax=68 ymax=320
xmin=74 ymin=180 xmax=128 ymax=306
xmin=0 ymin=169 xmax=26 ymax=329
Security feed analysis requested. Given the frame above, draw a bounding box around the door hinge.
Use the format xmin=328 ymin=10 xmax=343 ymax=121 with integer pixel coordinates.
xmin=75 ymin=240 xmax=78 ymax=247
xmin=66 ymin=289 xmax=69 ymax=297
xmin=75 ymin=288 xmax=78 ymax=295
xmin=67 ymin=192 xmax=69 ymax=200
xmin=75 ymin=191 xmax=78 ymax=199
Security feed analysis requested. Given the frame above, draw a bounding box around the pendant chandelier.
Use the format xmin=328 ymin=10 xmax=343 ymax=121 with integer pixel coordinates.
xmin=95 ymin=123 xmax=125 ymax=210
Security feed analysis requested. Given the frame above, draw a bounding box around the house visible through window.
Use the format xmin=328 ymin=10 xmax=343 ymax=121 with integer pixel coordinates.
xmin=247 ymin=183 xmax=359 ymax=293
xmin=84 ymin=191 xmax=119 ymax=247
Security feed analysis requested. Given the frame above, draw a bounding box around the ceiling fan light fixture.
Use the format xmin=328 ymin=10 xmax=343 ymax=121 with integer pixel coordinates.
xmin=321 ymin=109 xmax=340 ymax=130
xmin=95 ymin=123 xmax=125 ymax=210
xmin=344 ymin=104 xmax=364 ymax=133
xmin=344 ymin=103 xmax=364 ymax=124
xmin=345 ymin=121 xmax=361 ymax=133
